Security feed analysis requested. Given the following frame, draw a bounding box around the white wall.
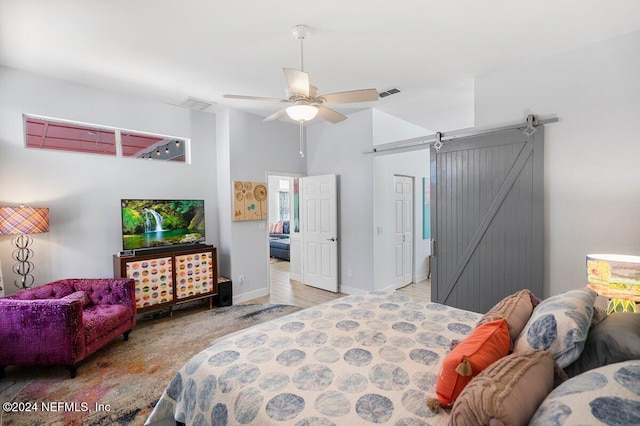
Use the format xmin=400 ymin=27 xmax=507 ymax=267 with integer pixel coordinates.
xmin=474 ymin=30 xmax=640 ymax=297
xmin=0 ymin=66 xmax=218 ymax=295
xmin=223 ymin=109 xmax=305 ymax=302
xmin=373 ymin=150 xmax=431 ymax=291
xmin=372 ymin=109 xmax=432 ymax=146
xmin=306 ymin=110 xmax=374 ymax=293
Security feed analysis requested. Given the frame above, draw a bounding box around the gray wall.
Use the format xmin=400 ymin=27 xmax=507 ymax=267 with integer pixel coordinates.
xmin=306 ymin=110 xmax=375 ymax=293
xmin=474 ymin=30 xmax=640 ymax=297
xmin=218 ymin=109 xmax=305 ymax=302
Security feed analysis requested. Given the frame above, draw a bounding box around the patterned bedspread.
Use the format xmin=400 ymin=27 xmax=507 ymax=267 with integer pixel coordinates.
xmin=146 ymin=292 xmax=482 ymax=425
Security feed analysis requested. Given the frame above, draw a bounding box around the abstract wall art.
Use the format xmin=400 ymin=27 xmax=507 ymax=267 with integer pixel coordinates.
xmin=233 ymin=181 xmax=268 ymax=221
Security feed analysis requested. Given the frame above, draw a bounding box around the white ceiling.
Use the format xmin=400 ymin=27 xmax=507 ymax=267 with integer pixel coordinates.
xmin=2 ymin=0 xmax=640 ymax=131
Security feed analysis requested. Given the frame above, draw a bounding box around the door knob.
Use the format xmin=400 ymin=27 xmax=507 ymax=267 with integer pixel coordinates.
xmin=327 ymin=237 xmax=336 ymax=241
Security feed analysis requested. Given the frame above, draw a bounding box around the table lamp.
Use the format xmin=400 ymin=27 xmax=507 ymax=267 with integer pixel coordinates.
xmin=586 ymin=254 xmax=640 ymax=314
xmin=0 ymin=205 xmax=49 ymax=289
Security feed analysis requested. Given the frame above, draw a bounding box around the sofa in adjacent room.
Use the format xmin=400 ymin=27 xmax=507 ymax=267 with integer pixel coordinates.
xmin=0 ymin=277 xmax=136 ymax=378
xmin=269 ymin=220 xmax=290 ymax=261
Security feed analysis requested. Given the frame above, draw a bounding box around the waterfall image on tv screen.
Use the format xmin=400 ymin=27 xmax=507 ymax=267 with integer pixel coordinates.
xmin=121 ymin=199 xmax=205 ymax=250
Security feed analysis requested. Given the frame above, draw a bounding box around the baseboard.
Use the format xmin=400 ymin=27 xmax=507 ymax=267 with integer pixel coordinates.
xmin=290 ymin=272 xmax=302 ymax=281
xmin=415 ymin=271 xmax=429 ymax=283
xmin=339 ymin=285 xmax=368 ymax=295
xmin=377 ymin=284 xmax=396 ymax=293
xmin=233 ymin=287 xmax=269 ymax=304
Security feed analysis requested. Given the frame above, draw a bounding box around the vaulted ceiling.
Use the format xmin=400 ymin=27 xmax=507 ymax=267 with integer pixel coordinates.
xmin=2 ymin=1 xmax=640 ymax=131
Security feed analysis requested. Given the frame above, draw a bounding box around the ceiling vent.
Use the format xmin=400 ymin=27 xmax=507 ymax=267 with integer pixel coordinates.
xmin=379 ymin=87 xmax=402 ymax=98
xmin=181 ymin=97 xmax=216 ymax=111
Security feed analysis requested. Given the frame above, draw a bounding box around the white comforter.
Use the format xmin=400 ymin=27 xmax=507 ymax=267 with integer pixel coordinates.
xmin=146 ymin=292 xmax=481 ymax=425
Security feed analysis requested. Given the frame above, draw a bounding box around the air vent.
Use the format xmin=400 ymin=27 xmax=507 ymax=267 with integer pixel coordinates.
xmin=181 ymin=97 xmax=216 ymax=111
xmin=379 ymin=87 xmax=402 ymax=98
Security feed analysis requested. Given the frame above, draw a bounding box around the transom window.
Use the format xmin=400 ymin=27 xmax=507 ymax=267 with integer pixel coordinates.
xmin=24 ymin=115 xmax=189 ymax=163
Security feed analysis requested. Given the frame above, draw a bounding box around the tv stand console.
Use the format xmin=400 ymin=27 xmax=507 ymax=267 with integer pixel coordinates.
xmin=113 ymin=245 xmax=217 ymax=314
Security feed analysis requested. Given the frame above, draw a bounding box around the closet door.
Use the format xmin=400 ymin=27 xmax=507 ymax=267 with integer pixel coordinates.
xmin=430 ymin=127 xmax=543 ymax=313
xmin=394 ymin=175 xmax=413 ymax=288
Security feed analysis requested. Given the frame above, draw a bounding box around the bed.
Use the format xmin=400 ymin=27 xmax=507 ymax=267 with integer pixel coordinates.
xmin=146 ymin=289 xmax=640 ymax=425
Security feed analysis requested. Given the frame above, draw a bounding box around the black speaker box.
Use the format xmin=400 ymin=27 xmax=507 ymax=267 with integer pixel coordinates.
xmin=214 ymin=280 xmax=233 ymax=307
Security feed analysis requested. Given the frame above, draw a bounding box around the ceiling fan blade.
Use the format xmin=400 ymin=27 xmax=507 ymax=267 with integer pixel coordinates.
xmin=316 ymin=106 xmax=347 ymax=124
xmin=283 ymin=68 xmax=310 ymax=97
xmin=264 ymin=108 xmax=288 ymax=122
xmin=318 ymin=89 xmax=379 ymax=105
xmin=223 ymin=94 xmax=289 ymax=103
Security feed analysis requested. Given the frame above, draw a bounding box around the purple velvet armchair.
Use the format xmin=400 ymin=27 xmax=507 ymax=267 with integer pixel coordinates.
xmin=0 ymin=278 xmax=136 ymax=378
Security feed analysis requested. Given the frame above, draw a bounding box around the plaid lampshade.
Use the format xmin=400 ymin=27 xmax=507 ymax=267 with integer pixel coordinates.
xmin=0 ymin=206 xmax=50 ymax=235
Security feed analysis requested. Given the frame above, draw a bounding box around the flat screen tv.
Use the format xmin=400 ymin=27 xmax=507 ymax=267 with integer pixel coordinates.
xmin=121 ymin=199 xmax=205 ymax=251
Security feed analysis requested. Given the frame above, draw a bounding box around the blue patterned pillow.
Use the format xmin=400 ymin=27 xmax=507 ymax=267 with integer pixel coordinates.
xmin=530 ymin=360 xmax=640 ymax=425
xmin=513 ymin=288 xmax=596 ymax=368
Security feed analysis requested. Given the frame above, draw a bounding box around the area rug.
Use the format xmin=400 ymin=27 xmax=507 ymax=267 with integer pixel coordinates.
xmin=1 ymin=303 xmax=302 ymax=426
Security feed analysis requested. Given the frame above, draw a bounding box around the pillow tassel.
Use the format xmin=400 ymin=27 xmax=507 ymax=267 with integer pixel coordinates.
xmin=455 ymin=357 xmax=473 ymax=376
xmin=426 ymin=397 xmax=442 ymax=413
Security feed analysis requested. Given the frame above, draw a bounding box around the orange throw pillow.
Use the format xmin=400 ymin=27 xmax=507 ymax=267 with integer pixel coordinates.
xmin=429 ymin=318 xmax=510 ymax=411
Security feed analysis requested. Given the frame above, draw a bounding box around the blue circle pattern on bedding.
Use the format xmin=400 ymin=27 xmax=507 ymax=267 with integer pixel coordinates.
xmin=147 ymin=293 xmax=483 ymax=425
xmin=529 ymin=360 xmax=640 ymax=425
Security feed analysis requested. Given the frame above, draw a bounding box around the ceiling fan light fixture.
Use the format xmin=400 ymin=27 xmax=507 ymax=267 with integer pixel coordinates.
xmin=286 ymin=104 xmax=318 ymax=121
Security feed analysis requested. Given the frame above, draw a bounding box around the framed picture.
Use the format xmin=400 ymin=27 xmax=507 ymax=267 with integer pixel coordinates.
xmin=233 ymin=181 xmax=268 ymax=221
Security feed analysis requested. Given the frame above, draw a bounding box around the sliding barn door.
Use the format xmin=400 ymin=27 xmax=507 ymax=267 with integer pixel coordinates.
xmin=430 ymin=127 xmax=544 ymax=313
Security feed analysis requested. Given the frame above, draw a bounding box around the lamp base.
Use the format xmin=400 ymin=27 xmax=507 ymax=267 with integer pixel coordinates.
xmin=11 ymin=234 xmax=35 ymax=289
xmin=607 ymin=298 xmax=638 ymax=314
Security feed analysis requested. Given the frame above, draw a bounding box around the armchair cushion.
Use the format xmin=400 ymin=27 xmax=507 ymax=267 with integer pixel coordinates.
xmin=84 ymin=304 xmax=134 ymax=342
xmin=11 ymin=281 xmax=74 ymax=300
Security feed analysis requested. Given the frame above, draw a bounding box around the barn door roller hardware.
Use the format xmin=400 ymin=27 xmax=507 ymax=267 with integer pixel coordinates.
xmin=433 ymin=132 xmax=443 ymax=152
xmin=522 ymin=115 xmax=537 ymax=138
xmin=364 ymin=114 xmax=558 ymax=155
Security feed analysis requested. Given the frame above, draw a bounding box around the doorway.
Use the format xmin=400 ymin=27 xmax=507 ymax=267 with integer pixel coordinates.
xmin=266 ymin=172 xmax=302 ymax=298
xmin=373 ymin=150 xmax=431 ymax=293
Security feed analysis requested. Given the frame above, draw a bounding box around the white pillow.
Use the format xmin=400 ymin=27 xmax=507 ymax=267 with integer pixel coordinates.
xmin=530 ymin=360 xmax=640 ymax=425
xmin=513 ymin=287 xmax=596 ymax=368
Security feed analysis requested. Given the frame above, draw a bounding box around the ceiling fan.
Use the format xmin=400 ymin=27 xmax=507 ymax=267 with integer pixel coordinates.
xmin=223 ymin=24 xmax=379 ymax=156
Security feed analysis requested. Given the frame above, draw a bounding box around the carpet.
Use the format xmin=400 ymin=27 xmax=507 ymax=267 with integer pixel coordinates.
xmin=1 ymin=303 xmax=302 ymax=426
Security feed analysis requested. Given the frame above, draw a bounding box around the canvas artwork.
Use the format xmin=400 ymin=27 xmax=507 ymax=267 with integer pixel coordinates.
xmin=423 ymin=177 xmax=431 ymax=239
xmin=233 ymin=181 xmax=268 ymax=221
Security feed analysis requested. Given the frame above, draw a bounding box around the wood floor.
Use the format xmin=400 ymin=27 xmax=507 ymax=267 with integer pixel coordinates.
xmin=244 ymin=259 xmax=431 ymax=309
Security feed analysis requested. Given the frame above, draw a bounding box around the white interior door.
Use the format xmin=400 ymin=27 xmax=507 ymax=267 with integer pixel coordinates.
xmin=394 ymin=176 xmax=413 ymax=288
xmin=301 ymin=174 xmax=338 ymax=292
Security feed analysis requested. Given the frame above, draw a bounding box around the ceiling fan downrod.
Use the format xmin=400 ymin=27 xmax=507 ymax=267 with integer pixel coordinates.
xmin=299 ymin=120 xmax=305 ymax=157
xmin=292 ymin=25 xmax=311 ymax=72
